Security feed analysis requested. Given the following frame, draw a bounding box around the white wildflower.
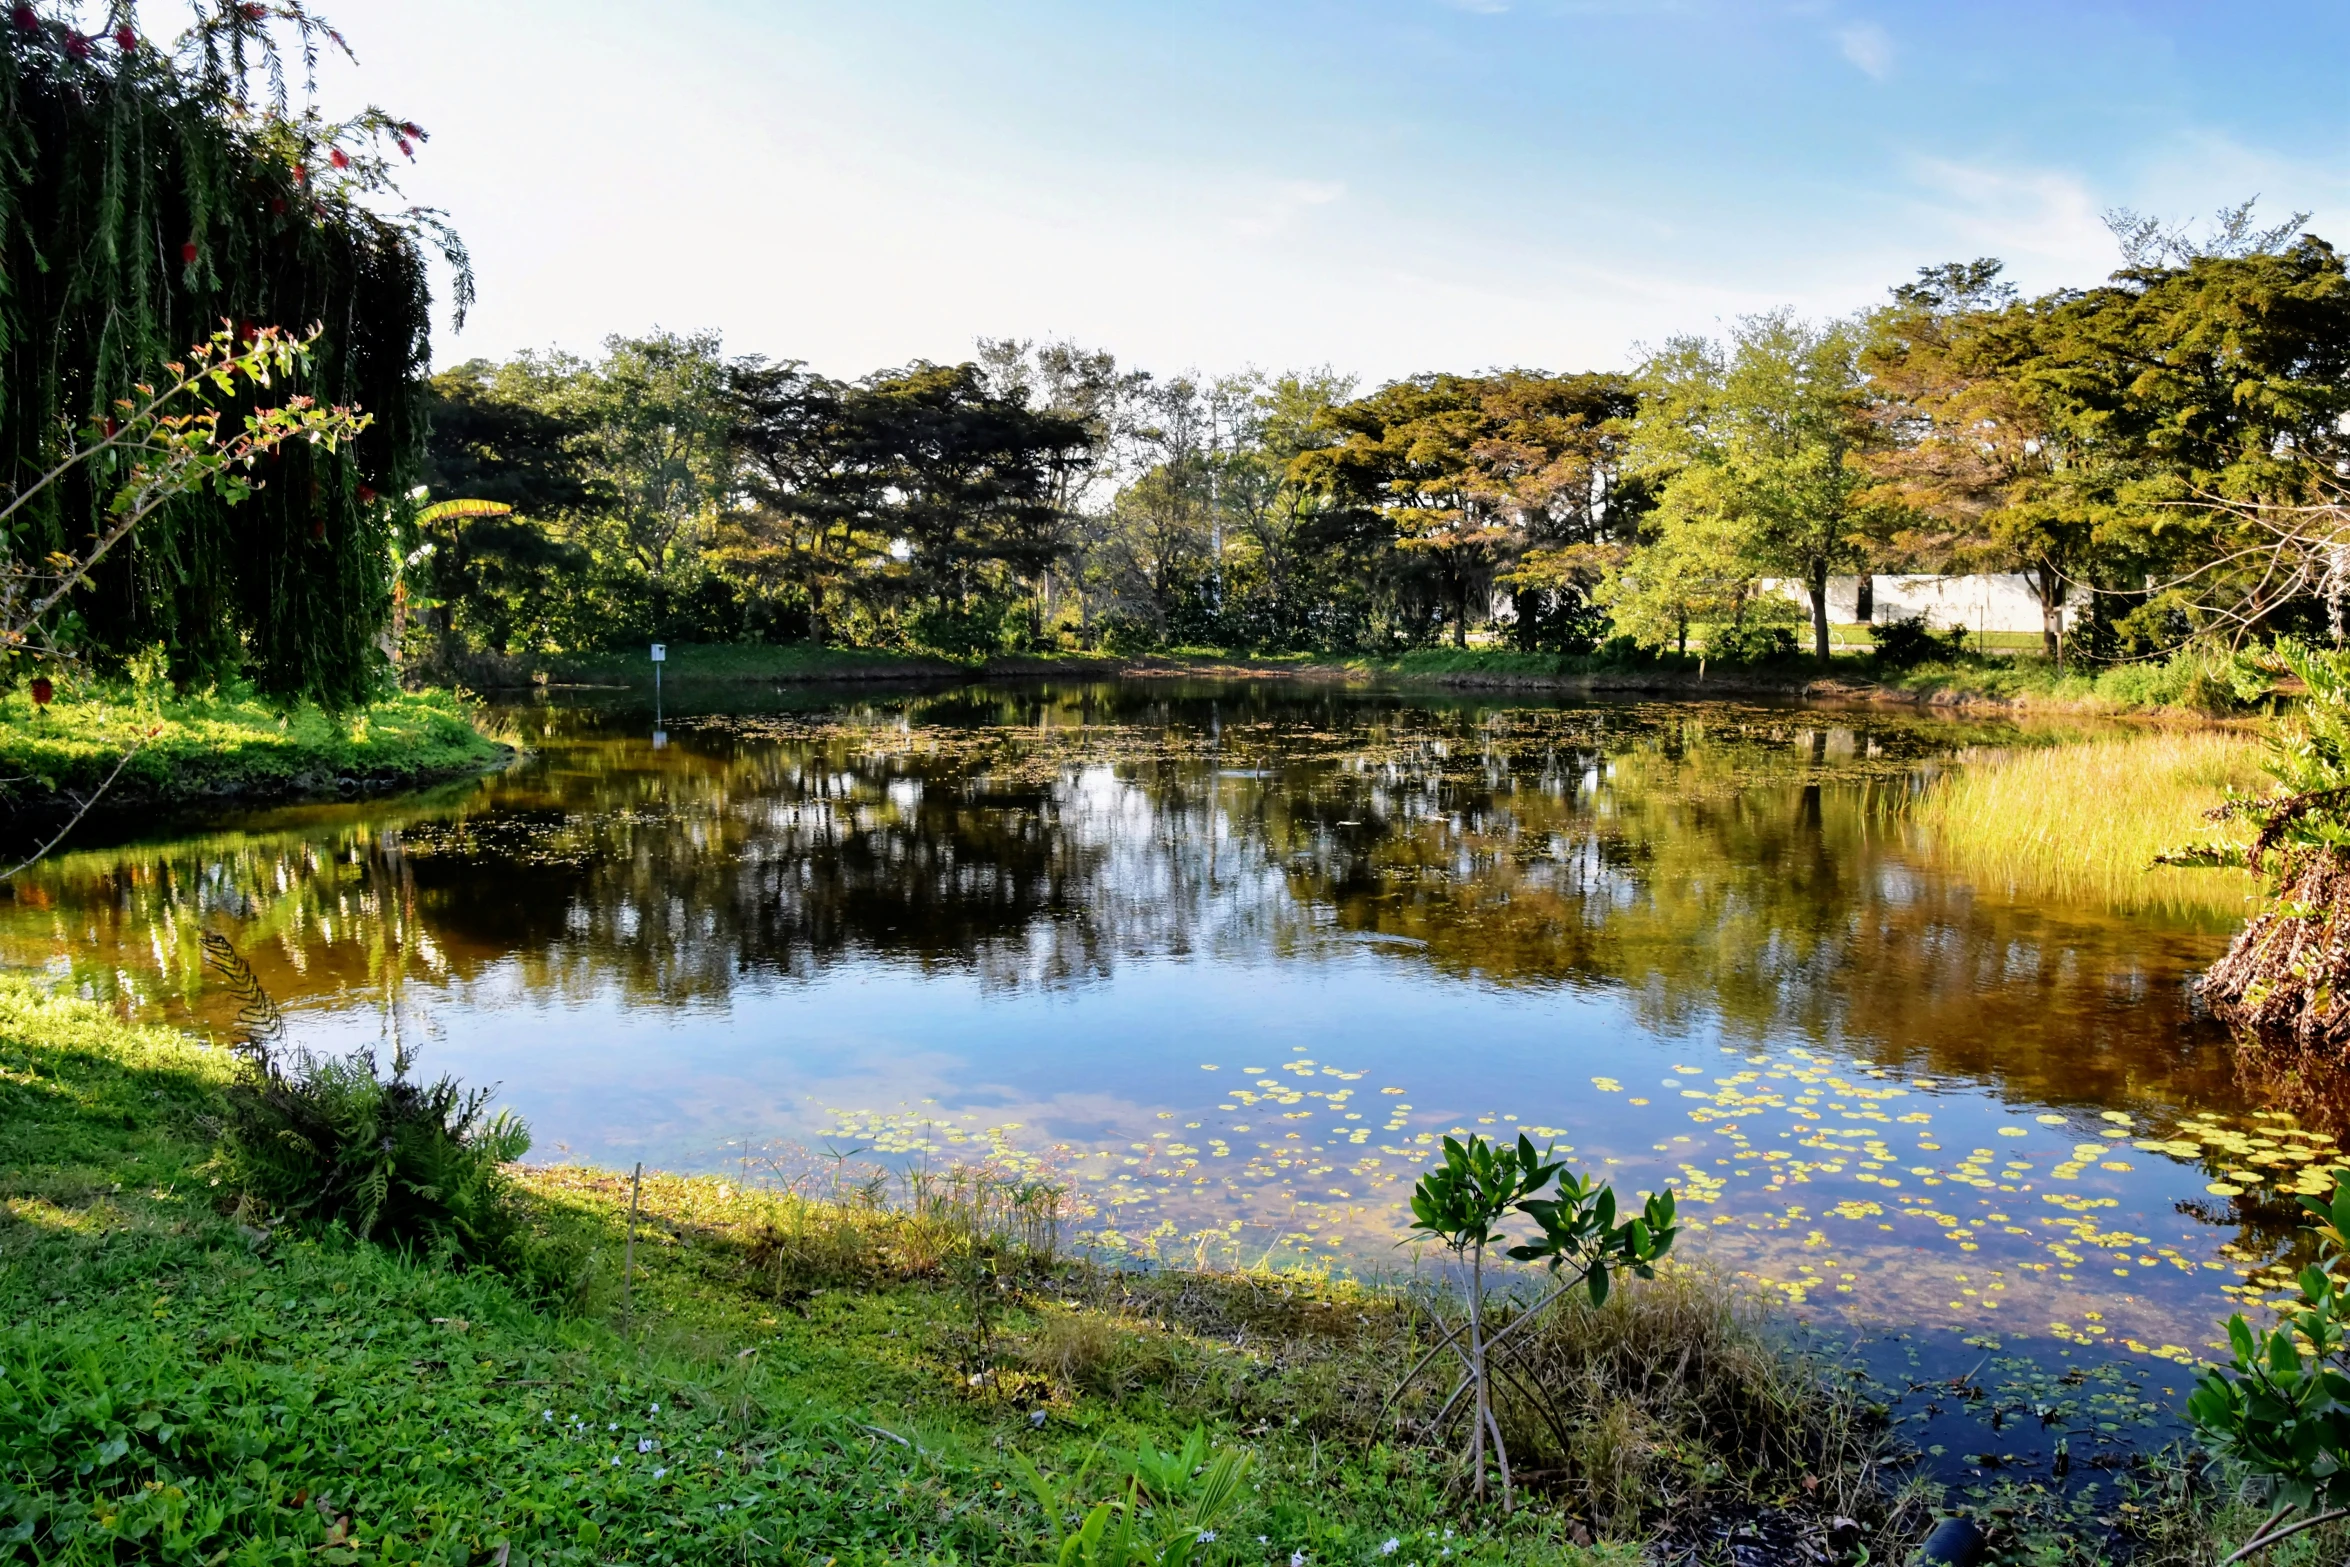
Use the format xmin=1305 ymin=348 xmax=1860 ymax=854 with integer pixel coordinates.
xmin=1197 ymin=1532 xmax=1215 ymax=1544
xmin=648 ymin=1403 xmax=660 ymax=1414
xmin=653 ymin=1467 xmax=666 ymax=1480
xmin=1292 ymin=1552 xmax=1307 ymax=1567
xmin=1382 ymin=1541 xmax=1400 ymax=1557
xmin=638 ymin=1438 xmax=654 ymax=1454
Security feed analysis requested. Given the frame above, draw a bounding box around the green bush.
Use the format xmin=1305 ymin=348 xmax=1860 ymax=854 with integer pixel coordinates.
xmin=1707 ymin=622 xmax=1796 ymax=663
xmin=212 ymin=1037 xmax=532 ymax=1266
xmin=1868 ymin=614 xmax=1968 ymax=670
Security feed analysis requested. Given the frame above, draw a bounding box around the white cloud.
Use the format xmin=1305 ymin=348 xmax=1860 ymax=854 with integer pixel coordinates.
xmin=1835 ymin=22 xmax=1893 ymax=80
xmin=1900 ymin=157 xmax=2115 ymax=285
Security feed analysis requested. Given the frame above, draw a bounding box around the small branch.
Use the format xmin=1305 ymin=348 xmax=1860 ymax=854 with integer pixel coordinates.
xmin=2218 ymin=1504 xmax=2350 ymax=1565
xmin=0 ymin=738 xmax=149 ymax=880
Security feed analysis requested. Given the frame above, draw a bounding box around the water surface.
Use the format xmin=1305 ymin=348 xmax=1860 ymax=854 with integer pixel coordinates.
xmin=7 ymin=679 xmax=2321 ymax=1474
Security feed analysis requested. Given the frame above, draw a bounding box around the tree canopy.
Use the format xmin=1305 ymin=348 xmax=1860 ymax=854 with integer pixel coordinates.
xmin=0 ymin=2 xmax=460 ymax=703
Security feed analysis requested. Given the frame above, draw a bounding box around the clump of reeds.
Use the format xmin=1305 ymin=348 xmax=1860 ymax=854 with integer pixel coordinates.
xmin=1909 ymin=728 xmax=2266 ymax=916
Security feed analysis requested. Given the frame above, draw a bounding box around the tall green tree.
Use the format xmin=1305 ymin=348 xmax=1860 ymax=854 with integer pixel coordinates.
xmin=416 ymin=361 xmax=596 ymax=657
xmin=1631 ymin=312 xmax=1885 ymax=661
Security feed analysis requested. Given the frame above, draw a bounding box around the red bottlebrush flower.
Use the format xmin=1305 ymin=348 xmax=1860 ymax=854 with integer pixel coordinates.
xmin=399 ymin=122 xmax=424 ymax=140
xmin=357 ymin=486 xmax=378 ymax=505
xmin=240 ymin=2 xmax=265 ymax=18
xmin=238 ymin=320 xmax=258 ymax=342
xmin=63 ymin=28 xmax=89 ymax=57
xmin=180 ymin=241 xmax=198 ymax=264
xmin=101 ymin=417 xmax=118 ymax=438
xmin=29 ymin=677 xmax=52 ymax=707
xmin=329 ymin=147 xmax=350 ymax=170
xmin=310 ymin=521 xmax=327 ymax=541
xmin=395 ymin=138 xmax=412 ymax=159
xmin=291 ymin=163 xmax=306 ymax=185
xmin=8 ymin=8 xmax=34 ymax=33
xmin=270 ymin=196 xmax=286 ymax=214
xmin=114 ymin=21 xmax=133 ymax=49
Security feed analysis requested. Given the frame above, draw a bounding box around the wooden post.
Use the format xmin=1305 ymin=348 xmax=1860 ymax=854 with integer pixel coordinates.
xmin=623 ymin=1162 xmax=643 ymax=1328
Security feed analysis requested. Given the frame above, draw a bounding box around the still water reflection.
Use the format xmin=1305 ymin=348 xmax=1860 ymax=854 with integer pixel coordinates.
xmin=3 ymin=681 xmax=2318 ymax=1416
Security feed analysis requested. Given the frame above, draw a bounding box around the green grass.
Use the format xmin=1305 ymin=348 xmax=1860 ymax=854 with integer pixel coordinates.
xmin=0 ymin=679 xmax=503 ymax=807
xmin=0 ymin=976 xmax=1973 ymax=1566
xmin=1910 ymin=727 xmax=2268 ymax=917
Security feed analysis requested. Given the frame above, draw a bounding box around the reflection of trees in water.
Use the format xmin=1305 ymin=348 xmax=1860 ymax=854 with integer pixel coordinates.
xmin=0 ymin=689 xmax=2241 ymax=1123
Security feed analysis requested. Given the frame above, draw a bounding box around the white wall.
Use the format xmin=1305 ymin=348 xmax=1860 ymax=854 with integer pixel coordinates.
xmin=1763 ymin=574 xmax=2067 ymax=635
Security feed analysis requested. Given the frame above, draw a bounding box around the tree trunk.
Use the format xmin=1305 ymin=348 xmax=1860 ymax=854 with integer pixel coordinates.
xmin=2034 ymin=562 xmax=2064 ymax=660
xmin=1468 ymin=1243 xmax=1488 ymax=1501
xmin=1808 ymin=560 xmax=1831 ymax=662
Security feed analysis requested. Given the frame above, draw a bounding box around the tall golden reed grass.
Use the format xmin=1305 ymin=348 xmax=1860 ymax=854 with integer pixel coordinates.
xmin=1910 ymin=727 xmax=2269 ymax=918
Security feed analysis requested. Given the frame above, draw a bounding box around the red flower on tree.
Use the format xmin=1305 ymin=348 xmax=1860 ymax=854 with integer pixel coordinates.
xmin=29 ymin=678 xmax=53 ymax=707
xmin=357 ymin=486 xmax=378 ymax=505
xmin=180 ymin=241 xmax=198 ymax=264
xmin=114 ymin=22 xmax=133 ymax=49
xmin=8 ymin=8 xmax=35 ymax=33
xmin=329 ymin=147 xmax=350 ymax=170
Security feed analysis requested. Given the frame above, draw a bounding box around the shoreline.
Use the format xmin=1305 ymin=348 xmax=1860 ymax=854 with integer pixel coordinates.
xmin=432 ymin=643 xmax=2223 ymax=717
xmin=0 ymin=686 xmax=512 ymax=832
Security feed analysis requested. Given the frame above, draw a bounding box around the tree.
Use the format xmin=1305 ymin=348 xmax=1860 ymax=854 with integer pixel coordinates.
xmin=1631 ymin=313 xmax=1886 ymax=661
xmin=837 ymin=362 xmax=1090 ymax=645
xmin=1 ymin=1 xmax=464 ymax=703
xmin=1860 ymin=259 xmax=2097 ymax=657
xmin=1593 ymin=468 xmax=1779 ymax=655
xmin=976 ymin=337 xmax=1134 ymax=639
xmin=1302 ymin=371 xmax=1640 ymax=649
xmin=416 ymin=361 xmax=596 ymax=657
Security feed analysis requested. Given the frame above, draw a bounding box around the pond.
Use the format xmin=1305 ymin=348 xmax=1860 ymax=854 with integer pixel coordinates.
xmin=2 ymin=678 xmax=2317 ymax=1482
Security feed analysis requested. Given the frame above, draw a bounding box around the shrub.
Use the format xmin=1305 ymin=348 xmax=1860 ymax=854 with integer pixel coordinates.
xmin=1707 ymin=622 xmax=1797 ymax=663
xmin=206 ymin=925 xmax=531 ymax=1264
xmin=1868 ymin=614 xmax=1968 ymax=670
xmin=212 ymin=1043 xmax=532 ymax=1264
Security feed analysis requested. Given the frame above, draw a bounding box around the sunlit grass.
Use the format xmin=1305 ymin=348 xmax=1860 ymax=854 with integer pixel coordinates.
xmin=0 ymin=674 xmax=501 ymax=802
xmin=1911 ymin=727 xmax=2268 ymax=916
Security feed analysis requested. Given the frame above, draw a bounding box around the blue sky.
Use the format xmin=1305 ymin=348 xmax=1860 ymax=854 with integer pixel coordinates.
xmin=291 ymin=0 xmax=2350 ymax=380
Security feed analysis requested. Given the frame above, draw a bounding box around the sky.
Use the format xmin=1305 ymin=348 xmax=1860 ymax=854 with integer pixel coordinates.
xmin=267 ymin=0 xmax=2350 ymax=383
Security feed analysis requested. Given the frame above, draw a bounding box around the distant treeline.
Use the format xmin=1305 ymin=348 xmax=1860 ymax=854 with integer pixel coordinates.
xmin=418 ymin=202 xmax=2350 ymax=665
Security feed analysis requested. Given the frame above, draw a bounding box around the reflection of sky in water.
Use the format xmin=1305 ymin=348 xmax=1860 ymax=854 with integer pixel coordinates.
xmin=298 ymin=945 xmax=2322 ymax=1372
xmin=2 ymin=684 xmax=2324 ymax=1400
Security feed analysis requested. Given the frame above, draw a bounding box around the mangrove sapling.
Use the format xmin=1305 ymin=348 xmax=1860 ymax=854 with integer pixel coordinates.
xmin=2189 ymin=641 xmax=2350 ymax=1050
xmin=2187 ymin=1167 xmax=2350 ymax=1561
xmin=1397 ymin=1132 xmax=1677 ymax=1512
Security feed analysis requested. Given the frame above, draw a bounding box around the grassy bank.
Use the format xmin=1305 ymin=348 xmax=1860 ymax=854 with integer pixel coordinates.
xmin=0 ymin=976 xmax=1962 ymax=1566
xmin=0 ymin=680 xmax=504 ymax=811
xmin=1911 ymin=729 xmax=2268 ymax=916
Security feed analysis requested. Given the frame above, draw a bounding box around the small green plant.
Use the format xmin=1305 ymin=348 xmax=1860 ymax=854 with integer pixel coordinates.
xmin=1398 ymin=1132 xmax=1677 ymax=1511
xmin=203 ymin=933 xmax=532 ymax=1265
xmin=2187 ymin=1167 xmax=2350 ymax=1559
xmin=1017 ymin=1432 xmax=1251 ymax=1567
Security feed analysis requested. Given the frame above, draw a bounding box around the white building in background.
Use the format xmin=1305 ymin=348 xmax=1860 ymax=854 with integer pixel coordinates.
xmin=1762 ymin=573 xmax=2072 ymax=635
